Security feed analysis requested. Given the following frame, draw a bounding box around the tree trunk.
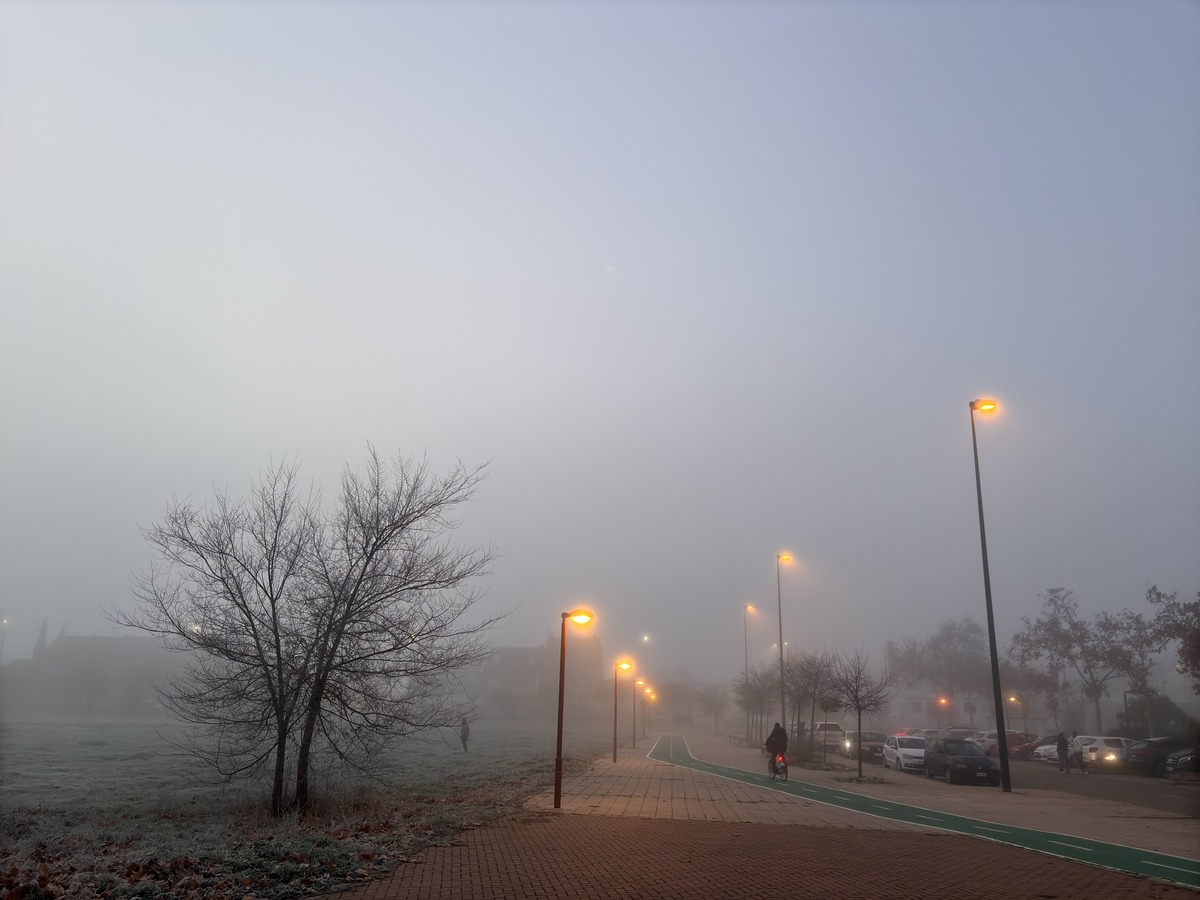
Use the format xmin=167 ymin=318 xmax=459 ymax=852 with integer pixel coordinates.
xmin=271 ymin=724 xmax=288 ymax=816
xmin=295 ymin=678 xmax=325 ymax=815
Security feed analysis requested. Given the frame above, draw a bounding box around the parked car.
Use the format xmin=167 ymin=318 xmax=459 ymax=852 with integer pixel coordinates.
xmin=842 ymin=731 xmax=887 ymax=762
xmin=973 ymin=730 xmax=1030 ymax=757
xmin=1164 ymin=746 xmax=1198 ymax=776
xmin=813 ymin=723 xmax=845 ymax=747
xmin=938 ymin=727 xmax=979 ymax=741
xmin=883 ymin=735 xmax=928 ymax=773
xmin=1008 ymin=735 xmax=1053 ymax=760
xmin=1114 ymin=736 xmax=1192 ymax=776
xmin=1080 ymin=736 xmax=1135 ymax=772
xmin=924 ymin=737 xmax=1001 ymax=785
xmin=1031 ymin=743 xmax=1060 ymax=762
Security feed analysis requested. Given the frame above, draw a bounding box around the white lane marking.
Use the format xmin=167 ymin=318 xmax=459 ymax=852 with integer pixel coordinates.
xmin=974 ymin=826 xmax=1010 ymax=834
xmin=1141 ymin=861 xmax=1200 ymax=876
xmin=1049 ymin=841 xmax=1093 ymax=853
xmin=915 ymin=814 xmax=944 ymax=822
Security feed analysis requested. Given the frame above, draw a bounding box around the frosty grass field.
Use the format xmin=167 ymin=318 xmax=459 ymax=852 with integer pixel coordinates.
xmin=0 ymin=716 xmax=608 ymax=899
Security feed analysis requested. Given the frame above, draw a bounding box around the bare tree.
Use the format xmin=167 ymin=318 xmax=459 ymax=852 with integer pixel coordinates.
xmin=829 ymin=649 xmax=894 ymax=779
xmin=1098 ymin=603 xmax=1167 ymax=737
xmin=891 ymin=618 xmax=990 ymax=725
xmin=795 ymin=652 xmax=834 ymax=755
xmin=113 ymin=450 xmax=498 ymax=817
xmin=697 ymin=683 xmax=729 ymax=734
xmin=1147 ymin=586 xmax=1200 ymax=695
xmin=112 ymin=461 xmax=319 ymax=816
xmin=1009 ymin=588 xmax=1121 ymax=733
xmin=294 ymin=449 xmax=497 ymax=813
xmin=784 ymin=650 xmax=831 ymax=749
xmin=734 ymin=664 xmax=775 ymax=745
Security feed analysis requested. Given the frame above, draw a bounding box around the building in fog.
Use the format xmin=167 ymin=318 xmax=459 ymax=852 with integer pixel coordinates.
xmin=462 ymin=631 xmax=606 ymax=722
xmin=0 ymin=630 xmax=179 ymax=718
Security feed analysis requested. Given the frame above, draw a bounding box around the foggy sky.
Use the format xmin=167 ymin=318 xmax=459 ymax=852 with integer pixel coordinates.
xmin=1 ymin=2 xmax=1197 ymax=690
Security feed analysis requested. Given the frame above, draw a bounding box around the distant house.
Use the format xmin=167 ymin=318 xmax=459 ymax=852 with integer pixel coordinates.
xmin=0 ymin=633 xmax=180 ymax=718
xmin=461 ymin=632 xmax=605 ymax=722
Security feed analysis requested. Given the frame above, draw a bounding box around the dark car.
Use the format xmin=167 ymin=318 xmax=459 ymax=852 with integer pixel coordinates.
xmin=1114 ymin=736 xmax=1191 ymax=776
xmin=1164 ymin=747 xmax=1198 ymax=776
xmin=842 ymin=731 xmax=887 ymax=762
xmin=1009 ymin=735 xmax=1055 ymax=760
xmin=925 ymin=737 xmax=1001 ymax=785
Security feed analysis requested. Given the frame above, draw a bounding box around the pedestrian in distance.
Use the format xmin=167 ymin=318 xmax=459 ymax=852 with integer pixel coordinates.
xmin=460 ymin=717 xmax=470 ymax=753
xmin=1056 ymin=732 xmax=1070 ymax=773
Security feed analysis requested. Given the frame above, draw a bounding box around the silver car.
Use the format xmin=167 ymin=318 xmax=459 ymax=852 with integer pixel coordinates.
xmin=883 ymin=734 xmax=928 ymax=773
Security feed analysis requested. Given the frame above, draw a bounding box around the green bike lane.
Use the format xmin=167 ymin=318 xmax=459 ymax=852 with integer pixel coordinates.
xmin=649 ymin=734 xmax=1200 ymax=891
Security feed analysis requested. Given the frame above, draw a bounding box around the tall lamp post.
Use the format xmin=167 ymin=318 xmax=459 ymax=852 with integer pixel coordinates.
xmin=555 ymin=608 xmax=594 ymax=808
xmin=969 ymin=398 xmax=1012 ymax=793
xmin=743 ymin=603 xmax=754 ymax=741
xmin=613 ymin=660 xmax=632 ymax=762
xmin=642 ymin=635 xmax=650 ymax=737
xmin=633 ymin=679 xmax=645 ymax=748
xmin=0 ymin=618 xmax=8 ymax=666
xmin=775 ymin=553 xmax=791 ymax=733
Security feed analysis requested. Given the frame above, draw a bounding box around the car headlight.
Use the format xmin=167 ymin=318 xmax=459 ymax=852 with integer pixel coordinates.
xmin=1103 ymin=752 xmax=1117 ymax=761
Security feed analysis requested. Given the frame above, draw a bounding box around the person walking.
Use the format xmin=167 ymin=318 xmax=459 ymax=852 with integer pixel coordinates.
xmin=1056 ymin=732 xmax=1070 ymax=773
xmin=459 ymin=717 xmax=470 ymax=753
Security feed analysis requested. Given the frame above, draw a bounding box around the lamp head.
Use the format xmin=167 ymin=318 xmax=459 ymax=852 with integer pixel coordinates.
xmin=970 ymin=399 xmax=999 ymax=413
xmin=564 ymin=609 xmax=594 ymax=625
xmin=777 ymin=552 xmax=792 ymax=562
xmin=616 ymin=660 xmax=633 ymax=672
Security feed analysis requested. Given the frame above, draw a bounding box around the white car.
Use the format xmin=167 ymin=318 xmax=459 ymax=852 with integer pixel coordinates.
xmin=883 ymin=734 xmax=928 ymax=773
xmin=1081 ymin=736 xmax=1135 ymax=772
xmin=1032 ymin=743 xmax=1060 ymax=762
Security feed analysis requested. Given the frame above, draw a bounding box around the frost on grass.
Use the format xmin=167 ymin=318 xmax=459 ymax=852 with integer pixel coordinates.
xmin=0 ymin=720 xmax=607 ymax=899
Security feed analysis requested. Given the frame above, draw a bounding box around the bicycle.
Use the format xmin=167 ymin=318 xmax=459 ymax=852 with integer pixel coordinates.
xmin=768 ymin=752 xmax=788 ymax=782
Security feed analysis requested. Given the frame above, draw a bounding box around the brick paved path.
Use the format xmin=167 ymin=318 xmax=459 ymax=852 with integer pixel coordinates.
xmin=336 ymin=814 xmax=1194 ymax=899
xmin=329 ymin=730 xmax=1199 ymax=899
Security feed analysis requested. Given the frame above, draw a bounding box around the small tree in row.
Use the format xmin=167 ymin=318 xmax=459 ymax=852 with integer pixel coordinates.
xmin=828 ymin=649 xmax=894 ymax=779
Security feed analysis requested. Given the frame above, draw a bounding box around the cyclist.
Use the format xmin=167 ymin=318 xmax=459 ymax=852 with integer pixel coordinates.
xmin=765 ymin=722 xmax=788 ymax=774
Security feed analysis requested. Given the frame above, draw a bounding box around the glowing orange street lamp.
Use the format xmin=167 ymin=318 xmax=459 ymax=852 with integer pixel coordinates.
xmin=613 ymin=660 xmax=633 ymax=762
xmin=554 ymin=608 xmax=594 ymax=808
xmin=969 ymin=397 xmax=1011 ymax=793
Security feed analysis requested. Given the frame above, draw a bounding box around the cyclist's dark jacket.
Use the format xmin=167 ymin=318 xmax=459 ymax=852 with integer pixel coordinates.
xmin=765 ymin=725 xmax=788 ymax=754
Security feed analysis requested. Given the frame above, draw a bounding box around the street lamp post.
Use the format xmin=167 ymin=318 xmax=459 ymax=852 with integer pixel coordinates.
xmin=642 ymin=635 xmax=650 ymax=737
xmin=775 ymin=554 xmax=791 ymax=734
xmin=969 ymin=398 xmax=1012 ymax=793
xmin=555 ymin=608 xmax=594 ymax=808
xmin=633 ymin=679 xmax=644 ymax=748
xmin=613 ymin=660 xmax=632 ymax=762
xmin=743 ymin=604 xmax=753 ymax=741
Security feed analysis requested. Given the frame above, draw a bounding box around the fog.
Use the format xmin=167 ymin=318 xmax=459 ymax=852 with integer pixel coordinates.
xmin=1 ymin=3 xmax=1197 ymax=693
